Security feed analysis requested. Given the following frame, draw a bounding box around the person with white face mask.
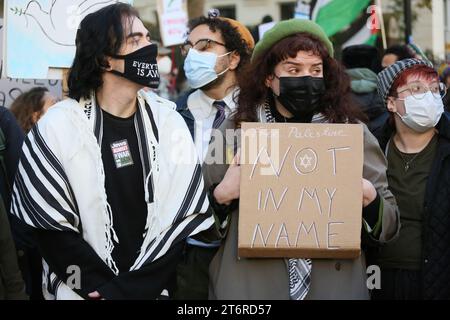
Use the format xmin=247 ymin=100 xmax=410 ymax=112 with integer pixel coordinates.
xmin=158 ymin=55 xmax=173 ymax=76
xmin=372 ymin=58 xmax=450 ymax=300
xmin=155 ymin=42 xmax=175 ymax=100
xmin=175 ymin=9 xmax=255 ymax=299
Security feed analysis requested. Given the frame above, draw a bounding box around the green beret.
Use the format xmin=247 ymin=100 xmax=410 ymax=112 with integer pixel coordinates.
xmin=252 ymin=19 xmax=334 ymax=60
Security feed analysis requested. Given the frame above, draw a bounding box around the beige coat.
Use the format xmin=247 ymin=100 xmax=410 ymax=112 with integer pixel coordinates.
xmin=203 ymin=118 xmax=400 ymax=300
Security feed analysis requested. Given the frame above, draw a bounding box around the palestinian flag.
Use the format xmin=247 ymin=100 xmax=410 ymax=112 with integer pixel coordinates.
xmin=311 ymin=0 xmax=379 ymax=48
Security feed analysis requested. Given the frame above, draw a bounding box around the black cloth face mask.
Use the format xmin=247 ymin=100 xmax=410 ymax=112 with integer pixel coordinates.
xmin=110 ymin=44 xmax=160 ymax=88
xmin=275 ymin=75 xmax=326 ymax=120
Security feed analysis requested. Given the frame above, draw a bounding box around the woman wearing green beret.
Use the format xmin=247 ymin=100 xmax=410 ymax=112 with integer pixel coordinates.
xmin=202 ymin=19 xmax=400 ymax=300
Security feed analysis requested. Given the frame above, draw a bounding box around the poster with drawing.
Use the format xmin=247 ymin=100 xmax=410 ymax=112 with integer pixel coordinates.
xmin=3 ymin=0 xmax=133 ymax=79
xmin=239 ymin=123 xmax=364 ymax=259
xmin=0 ymin=18 xmax=61 ymax=108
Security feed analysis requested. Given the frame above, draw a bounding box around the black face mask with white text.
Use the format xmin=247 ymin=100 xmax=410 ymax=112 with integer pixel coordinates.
xmin=110 ymin=44 xmax=160 ymax=88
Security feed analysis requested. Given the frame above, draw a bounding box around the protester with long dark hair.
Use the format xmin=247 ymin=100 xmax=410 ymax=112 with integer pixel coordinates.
xmin=10 ymin=3 xmax=213 ymax=300
xmin=203 ymin=19 xmax=400 ymax=300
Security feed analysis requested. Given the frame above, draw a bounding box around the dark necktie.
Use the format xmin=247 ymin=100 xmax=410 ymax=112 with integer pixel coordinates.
xmin=212 ymin=100 xmax=227 ymax=129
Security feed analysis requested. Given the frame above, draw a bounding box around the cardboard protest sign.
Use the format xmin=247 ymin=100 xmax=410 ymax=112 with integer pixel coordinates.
xmin=239 ymin=122 xmax=364 ymax=259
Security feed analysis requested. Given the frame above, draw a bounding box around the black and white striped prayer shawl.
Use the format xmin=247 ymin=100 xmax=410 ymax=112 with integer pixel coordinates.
xmin=11 ymin=90 xmax=214 ymax=299
xmin=377 ymin=58 xmax=434 ymax=107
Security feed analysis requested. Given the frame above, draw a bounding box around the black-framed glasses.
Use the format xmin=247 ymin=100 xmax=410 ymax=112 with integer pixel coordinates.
xmin=397 ymin=81 xmax=447 ymax=100
xmin=181 ymin=38 xmax=226 ymax=56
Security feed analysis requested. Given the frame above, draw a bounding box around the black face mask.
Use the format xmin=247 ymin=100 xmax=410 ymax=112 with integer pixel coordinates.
xmin=110 ymin=44 xmax=160 ymax=88
xmin=276 ymin=76 xmax=326 ymax=119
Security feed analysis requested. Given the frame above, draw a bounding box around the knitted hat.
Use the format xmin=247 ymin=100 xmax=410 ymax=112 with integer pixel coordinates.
xmin=208 ymin=9 xmax=255 ymax=50
xmin=377 ymin=58 xmax=434 ymax=107
xmin=252 ymin=19 xmax=334 ymax=60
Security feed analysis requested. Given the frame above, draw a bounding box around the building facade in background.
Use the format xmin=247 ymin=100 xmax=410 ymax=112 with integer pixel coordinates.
xmin=0 ymin=0 xmax=446 ymax=61
xmin=135 ymin=0 xmax=450 ymax=61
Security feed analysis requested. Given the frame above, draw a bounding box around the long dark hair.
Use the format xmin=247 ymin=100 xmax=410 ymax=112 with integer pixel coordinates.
xmin=234 ymin=33 xmax=366 ymax=126
xmin=67 ymin=3 xmax=139 ymax=101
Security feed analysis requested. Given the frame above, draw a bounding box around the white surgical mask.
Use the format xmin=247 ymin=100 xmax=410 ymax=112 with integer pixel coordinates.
xmin=397 ymin=91 xmax=444 ymax=133
xmin=157 ymin=56 xmax=172 ymax=76
xmin=184 ymin=49 xmax=231 ymax=89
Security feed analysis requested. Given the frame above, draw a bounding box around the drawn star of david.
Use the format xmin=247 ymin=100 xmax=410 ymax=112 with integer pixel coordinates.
xmin=298 ymin=154 xmax=313 ymax=169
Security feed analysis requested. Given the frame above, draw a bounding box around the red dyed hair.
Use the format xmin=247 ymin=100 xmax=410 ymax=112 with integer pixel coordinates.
xmin=389 ymin=64 xmax=439 ymax=97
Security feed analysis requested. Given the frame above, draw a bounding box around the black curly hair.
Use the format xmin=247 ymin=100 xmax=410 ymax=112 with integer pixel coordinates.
xmin=67 ymin=3 xmax=139 ymax=101
xmin=187 ymin=15 xmax=252 ymax=74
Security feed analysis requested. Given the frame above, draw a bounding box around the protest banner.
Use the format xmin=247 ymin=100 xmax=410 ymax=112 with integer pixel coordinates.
xmin=157 ymin=0 xmax=188 ymax=47
xmin=239 ymin=122 xmax=364 ymax=259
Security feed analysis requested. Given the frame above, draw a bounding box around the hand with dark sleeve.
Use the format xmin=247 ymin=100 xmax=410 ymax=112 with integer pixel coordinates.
xmin=37 ymin=229 xmax=185 ymax=300
xmin=94 ymin=241 xmax=184 ymax=300
xmin=35 ymin=229 xmax=116 ymax=299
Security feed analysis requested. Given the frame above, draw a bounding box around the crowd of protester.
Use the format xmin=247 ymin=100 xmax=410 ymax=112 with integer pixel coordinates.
xmin=1 ymin=3 xmax=449 ymax=300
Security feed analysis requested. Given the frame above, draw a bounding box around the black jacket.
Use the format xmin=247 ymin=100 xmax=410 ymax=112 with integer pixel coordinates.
xmin=0 ymin=107 xmax=36 ymax=250
xmin=0 ymin=107 xmax=27 ymax=299
xmin=352 ymin=91 xmax=389 ymax=139
xmin=0 ymin=107 xmax=24 ymax=208
xmin=375 ymin=112 xmax=450 ymax=300
xmin=347 ymin=68 xmax=389 ymax=138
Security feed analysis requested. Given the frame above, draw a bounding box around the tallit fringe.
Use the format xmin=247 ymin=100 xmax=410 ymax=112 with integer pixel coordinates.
xmin=67 ymin=105 xmax=120 ymax=275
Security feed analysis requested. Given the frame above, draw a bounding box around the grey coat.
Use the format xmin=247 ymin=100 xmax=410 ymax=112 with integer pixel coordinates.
xmin=203 ymin=117 xmax=400 ymax=300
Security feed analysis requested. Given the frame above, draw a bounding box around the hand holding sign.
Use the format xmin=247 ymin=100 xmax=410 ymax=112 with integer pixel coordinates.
xmin=214 ymin=150 xmax=241 ymax=206
xmin=362 ymin=178 xmax=377 ymax=208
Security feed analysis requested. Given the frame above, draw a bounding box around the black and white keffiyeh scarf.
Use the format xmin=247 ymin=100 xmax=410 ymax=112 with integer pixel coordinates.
xmin=257 ymin=102 xmax=329 ymax=301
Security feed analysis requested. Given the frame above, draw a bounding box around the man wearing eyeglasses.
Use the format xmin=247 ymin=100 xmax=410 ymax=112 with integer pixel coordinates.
xmin=175 ymin=9 xmax=255 ymax=299
xmin=370 ymin=59 xmax=450 ymax=300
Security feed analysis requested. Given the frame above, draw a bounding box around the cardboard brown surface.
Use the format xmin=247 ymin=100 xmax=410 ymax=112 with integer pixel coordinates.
xmin=238 ymin=122 xmax=364 ymax=259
